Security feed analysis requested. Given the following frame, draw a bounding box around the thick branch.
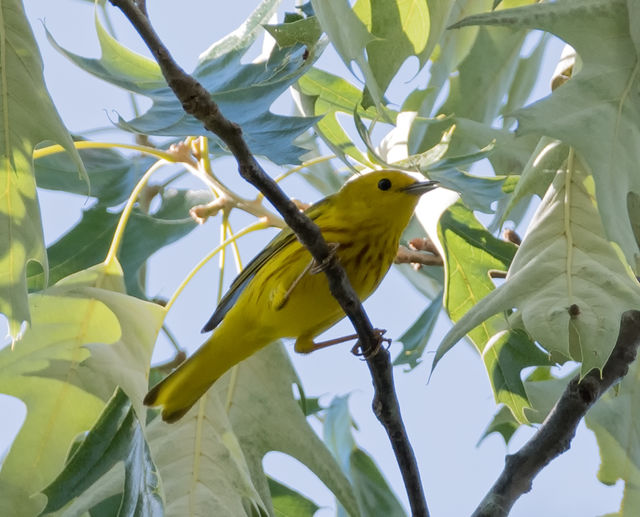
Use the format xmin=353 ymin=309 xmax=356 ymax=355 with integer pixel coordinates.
xmin=473 ymin=310 xmax=640 ymax=517
xmin=108 ymin=2 xmax=428 ymax=515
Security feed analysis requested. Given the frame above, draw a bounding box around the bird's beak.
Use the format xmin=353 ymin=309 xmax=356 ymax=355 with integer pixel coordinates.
xmin=402 ymin=180 xmax=439 ymax=195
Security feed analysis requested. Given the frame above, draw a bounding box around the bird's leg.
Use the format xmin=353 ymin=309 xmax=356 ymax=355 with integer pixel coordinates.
xmin=274 ymin=259 xmax=314 ymax=310
xmin=294 ymin=328 xmax=390 ymax=356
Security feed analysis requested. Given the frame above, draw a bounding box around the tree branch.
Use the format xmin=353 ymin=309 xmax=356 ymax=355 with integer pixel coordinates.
xmin=395 ymin=245 xmax=443 ymax=268
xmin=473 ymin=310 xmax=640 ymax=517
xmin=108 ymin=2 xmax=429 ymax=515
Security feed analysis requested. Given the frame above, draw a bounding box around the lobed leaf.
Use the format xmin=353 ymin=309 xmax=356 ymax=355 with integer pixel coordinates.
xmin=47 ymin=1 xmax=319 ymax=165
xmin=0 ymin=261 xmax=164 ymax=502
xmin=0 ymin=0 xmax=84 ymax=339
xmin=410 ymin=0 xmax=537 ymax=153
xmin=453 ymin=0 xmax=640 ymax=269
xmin=436 ymin=154 xmax=640 ymax=378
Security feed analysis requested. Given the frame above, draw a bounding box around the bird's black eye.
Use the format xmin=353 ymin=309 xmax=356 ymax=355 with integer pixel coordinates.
xmin=378 ymin=178 xmax=392 ymax=191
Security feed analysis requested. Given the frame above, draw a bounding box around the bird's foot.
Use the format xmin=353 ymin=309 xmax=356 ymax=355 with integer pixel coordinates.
xmin=351 ymin=329 xmax=391 ymax=359
xmin=309 ymin=242 xmax=340 ymax=274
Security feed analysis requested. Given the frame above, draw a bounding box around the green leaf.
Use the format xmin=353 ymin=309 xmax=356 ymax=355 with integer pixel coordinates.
xmin=423 ymin=1 xmax=457 ymax=66
xmin=0 ymin=261 xmax=164 ymax=500
xmin=268 ymin=478 xmax=319 ymax=517
xmin=0 ymin=0 xmax=85 ymax=339
xmin=147 ymin=344 xmax=359 ymax=517
xmin=310 ymin=0 xmax=383 ymax=110
xmin=34 ymin=144 xmax=153 ymax=206
xmin=482 ymin=329 xmax=551 ymax=423
xmin=27 ymin=189 xmax=210 ymax=297
xmin=324 ymin=396 xmax=405 ymax=517
xmin=478 ymin=405 xmax=520 ymax=445
xmin=146 ymin=390 xmax=269 ymax=516
xmin=410 ymin=0 xmax=493 ymax=133
xmin=501 ymin=33 xmax=548 ymax=119
xmin=353 ymin=109 xmax=392 ymax=167
xmin=587 ymin=355 xmax=640 ymax=517
xmin=0 ymin=480 xmax=45 ymax=517
xmin=393 ymin=122 xmax=510 ymax=213
xmin=437 ymin=202 xmax=516 ymax=349
xmin=521 ymin=367 xmax=573 ymax=424
xmin=435 ymin=203 xmax=550 ymax=421
xmin=47 ymin=1 xmax=320 ymax=165
xmin=89 ymin=494 xmax=125 ymax=517
xmin=264 ymin=16 xmax=322 ymax=48
xmin=436 ymin=155 xmax=640 ymax=377
xmin=296 ymin=67 xmax=378 ymax=167
xmin=496 ymin=137 xmax=570 ymax=228
xmin=440 ymin=22 xmax=528 ymax=120
xmin=453 ymin=0 xmax=640 ymax=268
xmin=353 ymin=0 xmax=430 ymax=98
xmin=42 ymin=388 xmax=162 ymax=516
xmin=429 ymin=168 xmax=512 ymax=215
xmin=424 ymin=117 xmax=540 ymax=178
xmin=394 ymin=292 xmax=442 ymax=370
xmin=413 ymin=0 xmax=534 ymax=152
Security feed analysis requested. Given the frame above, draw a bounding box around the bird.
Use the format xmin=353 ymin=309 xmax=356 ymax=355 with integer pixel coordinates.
xmin=144 ymin=170 xmax=438 ymax=422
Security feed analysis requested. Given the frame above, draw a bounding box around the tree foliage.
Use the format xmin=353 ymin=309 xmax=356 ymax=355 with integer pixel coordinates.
xmin=2 ymin=0 xmax=640 ymax=516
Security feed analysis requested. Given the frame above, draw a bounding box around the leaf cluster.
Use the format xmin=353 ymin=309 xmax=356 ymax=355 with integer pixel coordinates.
xmin=2 ymin=0 xmax=640 ymax=516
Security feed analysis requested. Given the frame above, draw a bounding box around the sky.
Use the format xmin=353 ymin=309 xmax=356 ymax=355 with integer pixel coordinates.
xmin=0 ymin=1 xmax=624 ymax=516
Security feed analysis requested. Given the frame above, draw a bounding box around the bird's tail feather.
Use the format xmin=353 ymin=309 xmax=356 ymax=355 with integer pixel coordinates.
xmin=144 ymin=336 xmax=229 ymax=423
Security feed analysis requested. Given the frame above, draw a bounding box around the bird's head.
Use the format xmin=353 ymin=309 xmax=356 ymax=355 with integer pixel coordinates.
xmin=336 ymin=170 xmax=438 ymax=230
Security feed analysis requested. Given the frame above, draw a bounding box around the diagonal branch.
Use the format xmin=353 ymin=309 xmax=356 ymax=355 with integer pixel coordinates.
xmin=107 ymin=2 xmax=429 ymax=516
xmin=473 ymin=310 xmax=640 ymax=517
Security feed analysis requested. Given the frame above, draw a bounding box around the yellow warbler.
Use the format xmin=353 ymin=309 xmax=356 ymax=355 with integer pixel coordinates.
xmin=145 ymin=170 xmax=437 ymax=422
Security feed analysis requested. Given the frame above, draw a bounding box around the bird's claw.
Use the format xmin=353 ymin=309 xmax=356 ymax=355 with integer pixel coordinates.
xmin=310 ymin=242 xmax=340 ymax=274
xmin=351 ymin=329 xmax=391 ymax=359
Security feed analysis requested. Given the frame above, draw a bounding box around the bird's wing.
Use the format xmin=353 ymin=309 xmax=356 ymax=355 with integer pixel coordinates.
xmin=201 ymin=197 xmax=331 ymax=333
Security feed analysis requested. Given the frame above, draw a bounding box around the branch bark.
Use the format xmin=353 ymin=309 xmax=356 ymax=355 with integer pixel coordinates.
xmin=108 ymin=2 xmax=429 ymax=515
xmin=473 ymin=310 xmax=640 ymax=517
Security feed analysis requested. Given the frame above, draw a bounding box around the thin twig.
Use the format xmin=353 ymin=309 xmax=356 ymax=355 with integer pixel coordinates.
xmin=108 ymin=2 xmax=429 ymax=516
xmin=472 ymin=310 xmax=640 ymax=517
xmin=395 ymin=245 xmax=443 ymax=267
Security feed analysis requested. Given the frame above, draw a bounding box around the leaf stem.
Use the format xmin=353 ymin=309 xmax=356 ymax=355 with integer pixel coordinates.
xmin=255 ymin=155 xmax=336 ymax=202
xmin=564 ymin=148 xmax=575 ymax=299
xmin=161 ymin=324 xmax=183 ymax=355
xmin=33 ymin=140 xmax=176 ymax=162
xmin=104 ymin=159 xmax=166 ymax=265
xmin=217 ymin=213 xmax=229 ymax=303
xmin=163 ymin=221 xmax=266 ymax=312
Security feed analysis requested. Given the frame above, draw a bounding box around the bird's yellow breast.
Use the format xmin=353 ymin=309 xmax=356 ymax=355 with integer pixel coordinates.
xmin=222 ymin=224 xmax=400 ymax=343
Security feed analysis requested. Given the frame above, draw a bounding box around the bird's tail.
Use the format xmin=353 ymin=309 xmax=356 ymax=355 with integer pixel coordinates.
xmin=144 ymin=332 xmax=245 ymax=423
